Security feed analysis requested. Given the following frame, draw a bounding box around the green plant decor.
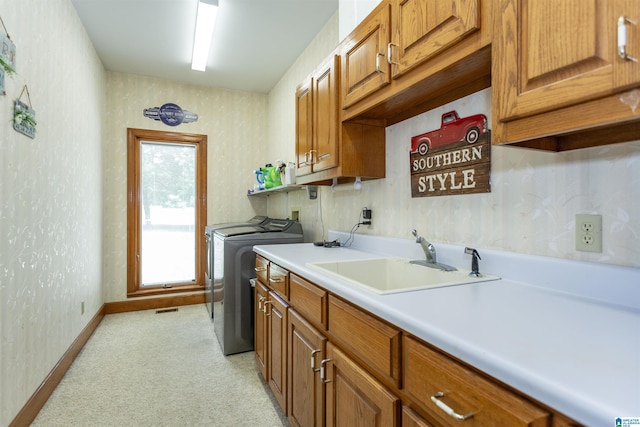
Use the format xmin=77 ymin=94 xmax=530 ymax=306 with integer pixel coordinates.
xmin=13 ymin=108 xmax=36 ymax=128
xmin=0 ymin=55 xmax=15 ymax=77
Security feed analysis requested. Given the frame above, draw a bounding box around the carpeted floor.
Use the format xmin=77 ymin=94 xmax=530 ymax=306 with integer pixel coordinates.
xmin=32 ymin=304 xmax=287 ymax=426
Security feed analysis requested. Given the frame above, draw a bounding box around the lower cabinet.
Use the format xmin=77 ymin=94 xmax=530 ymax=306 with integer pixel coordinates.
xmin=267 ymin=291 xmax=288 ymax=413
xmin=254 ymin=280 xmax=268 ymax=379
xmin=288 ymin=309 xmax=327 ymax=427
xmin=254 ymin=255 xmax=581 ymax=427
xmin=325 ymin=342 xmax=400 ymax=427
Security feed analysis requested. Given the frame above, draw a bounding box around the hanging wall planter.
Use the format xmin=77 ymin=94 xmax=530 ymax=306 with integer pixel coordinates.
xmin=13 ymin=85 xmax=36 ymax=139
xmin=0 ymin=15 xmax=16 ymax=95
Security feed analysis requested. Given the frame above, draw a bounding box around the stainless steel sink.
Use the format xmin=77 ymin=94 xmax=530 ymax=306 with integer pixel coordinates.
xmin=308 ymin=257 xmax=499 ymax=294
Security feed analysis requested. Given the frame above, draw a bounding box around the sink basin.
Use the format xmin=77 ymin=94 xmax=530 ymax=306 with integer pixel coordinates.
xmin=308 ymin=257 xmax=499 ymax=294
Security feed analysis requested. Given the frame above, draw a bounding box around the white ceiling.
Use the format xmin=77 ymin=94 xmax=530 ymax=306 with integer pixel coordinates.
xmin=71 ymin=0 xmax=338 ymax=93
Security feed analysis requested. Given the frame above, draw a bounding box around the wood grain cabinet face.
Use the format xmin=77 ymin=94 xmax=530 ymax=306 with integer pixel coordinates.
xmin=268 ymin=262 xmax=290 ymax=299
xmin=295 ymin=82 xmax=313 ymax=177
xmin=390 ymin=0 xmax=481 ymax=78
xmin=403 ymin=335 xmax=550 ymax=426
xmin=492 ymin=0 xmax=640 ymax=148
xmin=287 ymin=309 xmax=327 ymax=427
xmin=289 ymin=273 xmax=328 ymax=329
xmin=325 ymin=342 xmax=399 ymax=427
xmin=267 ymin=291 xmax=289 ymax=414
xmin=341 ymin=3 xmax=392 ymax=108
xmin=327 ymin=294 xmax=402 ymax=388
xmin=254 ymin=279 xmax=269 ymax=380
xmin=296 ymin=55 xmax=340 ymax=178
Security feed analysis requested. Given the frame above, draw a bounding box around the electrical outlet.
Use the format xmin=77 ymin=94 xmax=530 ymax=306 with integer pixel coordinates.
xmin=290 ymin=208 xmax=300 ymax=222
xmin=575 ymin=214 xmax=602 ymax=252
xmin=362 ymin=207 xmax=372 ymax=225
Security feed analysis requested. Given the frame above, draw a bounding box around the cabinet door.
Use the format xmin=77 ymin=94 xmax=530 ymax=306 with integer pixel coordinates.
xmin=390 ymin=0 xmax=480 ymax=78
xmin=312 ymin=55 xmax=340 ymax=173
xmin=288 ymin=309 xmax=327 ymax=427
xmin=402 ymin=406 xmax=434 ymax=427
xmin=342 ymin=2 xmax=392 ymax=108
xmin=325 ymin=342 xmax=399 ymax=427
xmin=254 ymin=280 xmax=268 ymax=380
xmin=267 ymin=291 xmax=288 ymax=413
xmin=494 ymin=0 xmax=639 ymax=122
xmin=295 ymin=80 xmax=313 ymax=177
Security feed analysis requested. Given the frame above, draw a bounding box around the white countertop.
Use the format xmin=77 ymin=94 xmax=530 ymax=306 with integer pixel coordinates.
xmin=254 ymin=231 xmax=640 ymax=426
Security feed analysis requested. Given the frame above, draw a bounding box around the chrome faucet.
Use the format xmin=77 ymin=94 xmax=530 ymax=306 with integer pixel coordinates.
xmin=412 ymin=229 xmax=436 ymax=263
xmin=410 ymin=229 xmax=457 ymax=271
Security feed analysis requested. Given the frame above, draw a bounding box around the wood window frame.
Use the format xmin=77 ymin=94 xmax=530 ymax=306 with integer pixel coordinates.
xmin=126 ymin=128 xmax=207 ymax=297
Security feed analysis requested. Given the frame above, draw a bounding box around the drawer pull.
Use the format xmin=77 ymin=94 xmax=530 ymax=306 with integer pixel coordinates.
xmin=431 ymin=392 xmax=474 ymax=421
xmin=320 ymin=359 xmax=332 ymax=383
xmin=618 ymin=16 xmax=638 ymax=62
xmin=311 ymin=349 xmax=321 ymax=372
xmin=263 ymin=300 xmax=272 ymax=316
xmin=254 ymin=267 xmax=267 ymax=272
xmin=375 ymin=52 xmax=385 ymax=73
xmin=269 ymin=276 xmax=285 ymax=283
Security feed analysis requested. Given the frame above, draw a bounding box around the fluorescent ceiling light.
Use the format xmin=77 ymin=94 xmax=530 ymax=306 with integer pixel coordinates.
xmin=191 ymin=0 xmax=218 ymax=71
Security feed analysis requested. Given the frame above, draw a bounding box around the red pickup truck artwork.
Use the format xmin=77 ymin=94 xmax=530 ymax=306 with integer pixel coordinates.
xmin=411 ymin=110 xmax=488 ymax=155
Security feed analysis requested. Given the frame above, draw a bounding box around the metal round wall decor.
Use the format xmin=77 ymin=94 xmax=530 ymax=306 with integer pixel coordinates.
xmin=143 ymin=103 xmax=198 ymax=126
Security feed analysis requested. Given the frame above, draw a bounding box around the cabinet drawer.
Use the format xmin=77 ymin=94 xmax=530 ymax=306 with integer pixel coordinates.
xmin=255 ymin=255 xmax=269 ymax=284
xmin=289 ymin=273 xmax=327 ymax=329
xmin=403 ymin=336 xmax=550 ymax=426
xmin=328 ymin=295 xmax=401 ymax=388
xmin=268 ymin=262 xmax=289 ymax=299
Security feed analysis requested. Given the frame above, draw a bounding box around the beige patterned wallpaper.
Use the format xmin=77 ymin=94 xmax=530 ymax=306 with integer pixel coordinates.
xmin=0 ymin=0 xmax=106 ymax=424
xmin=265 ymin=13 xmax=640 ymax=269
xmin=104 ymin=72 xmax=269 ymax=302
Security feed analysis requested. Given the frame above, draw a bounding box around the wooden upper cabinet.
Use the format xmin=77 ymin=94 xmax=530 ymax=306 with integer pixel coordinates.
xmin=313 ymin=55 xmax=340 ymax=173
xmin=296 ymin=55 xmax=340 ymax=178
xmin=341 ymin=3 xmax=392 ymax=108
xmin=295 ymin=81 xmax=313 ymax=176
xmin=390 ymin=0 xmax=480 ymax=78
xmin=493 ymin=0 xmax=640 ymax=149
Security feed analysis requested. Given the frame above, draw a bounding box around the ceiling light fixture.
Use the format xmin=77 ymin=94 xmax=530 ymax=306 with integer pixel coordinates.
xmin=191 ymin=0 xmax=218 ymax=72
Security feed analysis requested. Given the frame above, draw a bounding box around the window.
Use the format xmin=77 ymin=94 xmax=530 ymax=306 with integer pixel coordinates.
xmin=127 ymin=128 xmax=207 ymax=297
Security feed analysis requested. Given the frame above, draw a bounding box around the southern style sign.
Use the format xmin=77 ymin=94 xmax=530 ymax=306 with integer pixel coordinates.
xmin=410 ymin=110 xmax=491 ymax=198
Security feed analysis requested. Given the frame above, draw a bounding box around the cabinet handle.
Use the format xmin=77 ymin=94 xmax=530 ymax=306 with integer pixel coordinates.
xmin=320 ymin=358 xmax=332 ymax=383
xmin=430 ymin=392 xmax=474 ymax=421
xmin=308 ymin=150 xmax=317 ymax=165
xmin=254 ymin=266 xmax=266 ymax=272
xmin=269 ymin=276 xmax=285 ymax=283
xmin=375 ymin=52 xmax=386 ymax=73
xmin=618 ymin=16 xmax=638 ymax=62
xmin=263 ymin=300 xmax=271 ymax=316
xmin=311 ymin=349 xmax=321 ymax=372
xmin=387 ymin=42 xmax=399 ymax=65
xmin=258 ymin=295 xmax=264 ymax=310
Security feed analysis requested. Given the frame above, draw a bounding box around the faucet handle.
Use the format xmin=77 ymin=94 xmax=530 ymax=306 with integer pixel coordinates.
xmin=464 ymin=247 xmax=482 ymax=277
xmin=411 ymin=229 xmax=418 ymax=238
